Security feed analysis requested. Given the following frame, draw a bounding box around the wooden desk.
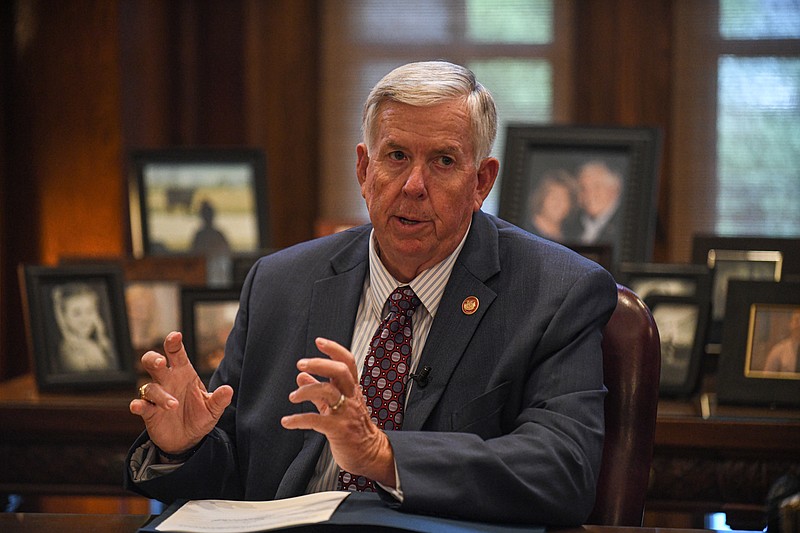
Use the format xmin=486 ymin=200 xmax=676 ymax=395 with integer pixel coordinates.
xmin=0 ymin=374 xmax=144 ymax=496
xmin=0 ymin=513 xmax=150 ymax=533
xmin=1 ymin=374 xmax=798 ymax=527
xmin=647 ymin=398 xmax=800 ymax=529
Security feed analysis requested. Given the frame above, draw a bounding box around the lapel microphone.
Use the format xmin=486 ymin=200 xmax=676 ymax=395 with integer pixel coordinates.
xmin=410 ymin=365 xmax=431 ymax=388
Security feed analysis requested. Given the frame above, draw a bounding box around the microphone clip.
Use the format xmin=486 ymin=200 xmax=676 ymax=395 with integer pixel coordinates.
xmin=409 ymin=365 xmax=431 ymax=388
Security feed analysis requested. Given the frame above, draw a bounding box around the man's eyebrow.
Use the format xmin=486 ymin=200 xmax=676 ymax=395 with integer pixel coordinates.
xmin=435 ymin=145 xmax=461 ymax=155
xmin=380 ymin=139 xmax=465 ymax=156
xmin=384 ymin=140 xmax=406 ymax=150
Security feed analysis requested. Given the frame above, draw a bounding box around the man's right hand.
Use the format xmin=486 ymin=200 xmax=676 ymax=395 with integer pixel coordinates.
xmin=129 ymin=331 xmax=233 ymax=455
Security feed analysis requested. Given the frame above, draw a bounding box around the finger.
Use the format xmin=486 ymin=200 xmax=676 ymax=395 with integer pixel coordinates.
xmin=297 ymin=371 xmax=319 ymax=387
xmin=207 ymin=385 xmax=234 ymax=418
xmin=163 ymin=331 xmax=191 ymax=369
xmin=130 ymin=398 xmax=154 ymax=416
xmin=281 ymin=401 xmax=361 ymax=430
xmin=297 ymin=357 xmax=353 ymax=388
xmin=140 ymin=351 xmax=169 ymax=377
xmin=281 ymin=412 xmax=325 ymax=430
xmin=289 ymin=380 xmax=341 ymax=409
xmin=140 ymin=382 xmax=178 ymax=410
xmin=315 ymin=338 xmax=358 ymax=382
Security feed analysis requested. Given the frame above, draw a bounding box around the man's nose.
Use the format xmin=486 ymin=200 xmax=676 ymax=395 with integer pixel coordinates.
xmin=402 ymin=165 xmax=427 ymax=198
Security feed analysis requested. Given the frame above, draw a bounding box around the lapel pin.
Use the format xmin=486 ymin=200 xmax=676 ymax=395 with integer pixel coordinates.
xmin=462 ymin=296 xmax=479 ymax=315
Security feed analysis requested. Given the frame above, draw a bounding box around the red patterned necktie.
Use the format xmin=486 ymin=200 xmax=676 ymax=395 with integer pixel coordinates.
xmin=338 ymin=286 xmax=421 ymax=492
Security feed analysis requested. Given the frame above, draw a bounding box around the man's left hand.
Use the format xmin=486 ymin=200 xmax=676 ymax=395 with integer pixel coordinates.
xmin=280 ymin=337 xmax=397 ymax=488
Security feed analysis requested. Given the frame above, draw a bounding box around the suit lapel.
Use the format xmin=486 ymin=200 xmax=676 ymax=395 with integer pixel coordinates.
xmin=403 ymin=212 xmax=500 ymax=431
xmin=305 ymin=229 xmax=370 ymax=358
xmin=280 ymin=228 xmax=370 ymax=496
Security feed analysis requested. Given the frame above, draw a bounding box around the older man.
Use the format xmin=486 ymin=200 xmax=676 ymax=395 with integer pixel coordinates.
xmin=565 ymin=160 xmax=624 ymax=245
xmin=126 ymin=61 xmax=617 ymax=526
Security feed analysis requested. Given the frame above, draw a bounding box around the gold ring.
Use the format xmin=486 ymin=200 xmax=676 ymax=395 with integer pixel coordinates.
xmin=139 ymin=383 xmax=151 ymax=402
xmin=329 ymin=393 xmax=345 ymax=412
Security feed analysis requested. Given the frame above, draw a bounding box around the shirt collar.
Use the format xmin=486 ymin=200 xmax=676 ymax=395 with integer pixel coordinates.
xmin=367 ymin=222 xmax=472 ymax=320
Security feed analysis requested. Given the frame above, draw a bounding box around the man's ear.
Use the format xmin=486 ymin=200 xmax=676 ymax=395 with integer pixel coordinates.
xmin=473 ymin=157 xmax=500 ymax=211
xmin=356 ymin=143 xmax=369 ymax=192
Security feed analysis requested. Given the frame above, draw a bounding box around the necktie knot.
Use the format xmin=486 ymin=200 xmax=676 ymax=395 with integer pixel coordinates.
xmin=388 ymin=286 xmax=421 ymax=318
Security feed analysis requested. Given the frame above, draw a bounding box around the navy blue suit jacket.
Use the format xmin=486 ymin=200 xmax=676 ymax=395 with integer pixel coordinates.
xmin=125 ymin=211 xmax=617 ymax=526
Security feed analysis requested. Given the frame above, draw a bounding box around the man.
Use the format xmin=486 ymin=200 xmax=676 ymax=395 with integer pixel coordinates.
xmin=564 ymin=160 xmax=623 ymax=245
xmin=126 ymin=61 xmax=617 ymax=526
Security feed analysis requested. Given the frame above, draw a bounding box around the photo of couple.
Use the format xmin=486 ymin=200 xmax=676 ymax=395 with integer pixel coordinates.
xmin=523 ymin=157 xmax=626 ymax=247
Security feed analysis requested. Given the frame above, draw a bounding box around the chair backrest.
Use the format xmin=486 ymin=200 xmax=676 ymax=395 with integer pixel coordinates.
xmin=587 ymin=284 xmax=661 ymax=526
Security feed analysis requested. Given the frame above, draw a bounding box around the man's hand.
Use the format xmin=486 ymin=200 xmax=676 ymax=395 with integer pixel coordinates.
xmin=129 ymin=331 xmax=233 ymax=455
xmin=280 ymin=337 xmax=396 ymax=488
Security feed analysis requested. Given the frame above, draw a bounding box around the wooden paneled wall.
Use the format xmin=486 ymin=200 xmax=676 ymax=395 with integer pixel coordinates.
xmin=573 ymin=0 xmax=674 ymax=262
xmin=3 ymin=0 xmax=129 ymax=379
xmin=0 ymin=0 xmax=9 ymax=382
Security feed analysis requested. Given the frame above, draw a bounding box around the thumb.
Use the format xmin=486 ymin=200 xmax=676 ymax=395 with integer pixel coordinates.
xmin=207 ymin=385 xmax=234 ymax=418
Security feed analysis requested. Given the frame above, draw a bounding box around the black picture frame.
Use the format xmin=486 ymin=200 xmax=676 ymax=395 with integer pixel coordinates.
xmin=128 ymin=147 xmax=270 ymax=259
xmin=691 ymin=234 xmax=797 ymax=348
xmin=617 ymin=262 xmax=712 ymax=303
xmin=717 ymin=280 xmax=800 ymax=407
xmin=498 ymin=125 xmax=662 ymax=268
xmin=18 ymin=264 xmax=136 ymax=391
xmin=644 ymin=294 xmax=709 ymax=398
xmin=707 ymin=249 xmax=783 ymax=349
xmin=181 ymin=287 xmax=241 ymax=380
xmin=691 ymin=235 xmax=800 ymax=278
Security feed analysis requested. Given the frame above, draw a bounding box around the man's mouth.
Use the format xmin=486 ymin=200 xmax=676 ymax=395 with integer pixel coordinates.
xmin=398 ymin=217 xmax=420 ymax=225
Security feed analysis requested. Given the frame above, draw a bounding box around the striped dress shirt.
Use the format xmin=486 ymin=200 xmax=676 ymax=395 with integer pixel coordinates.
xmin=305 ymin=225 xmax=470 ymax=493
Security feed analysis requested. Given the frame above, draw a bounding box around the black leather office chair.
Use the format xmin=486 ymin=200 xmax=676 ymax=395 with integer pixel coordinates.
xmin=587 ymin=284 xmax=661 ymax=526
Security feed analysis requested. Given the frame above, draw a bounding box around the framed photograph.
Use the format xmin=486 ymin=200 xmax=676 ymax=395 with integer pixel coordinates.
xmin=691 ymin=234 xmax=797 ymax=348
xmin=60 ymin=255 xmax=208 ymax=369
xmin=692 ymin=235 xmax=800 ymax=277
xmin=122 ymin=256 xmax=207 ymax=362
xmin=707 ymin=250 xmax=783 ymax=348
xmin=498 ymin=125 xmax=662 ymax=267
xmin=617 ymin=262 xmax=712 ymax=302
xmin=18 ymin=264 xmax=136 ymax=391
xmin=128 ymin=148 xmax=269 ymax=258
xmin=717 ymin=280 xmax=800 ymax=407
xmin=645 ymin=295 xmax=709 ymax=397
xmin=181 ymin=288 xmax=240 ymax=379
xmin=126 ymin=281 xmax=181 ymax=361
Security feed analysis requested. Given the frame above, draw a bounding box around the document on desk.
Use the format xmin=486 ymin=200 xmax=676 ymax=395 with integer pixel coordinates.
xmin=154 ymin=491 xmax=349 ymax=533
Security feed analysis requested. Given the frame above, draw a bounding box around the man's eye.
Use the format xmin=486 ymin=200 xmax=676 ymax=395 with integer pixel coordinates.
xmin=389 ymin=151 xmax=405 ymax=161
xmin=438 ymin=156 xmax=455 ymax=166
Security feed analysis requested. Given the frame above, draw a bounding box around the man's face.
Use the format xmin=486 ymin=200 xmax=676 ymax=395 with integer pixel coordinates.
xmin=578 ymin=164 xmax=621 ymax=218
xmin=356 ymin=99 xmax=497 ymax=282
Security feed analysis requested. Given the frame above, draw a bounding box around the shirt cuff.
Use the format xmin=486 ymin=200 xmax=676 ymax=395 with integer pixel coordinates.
xmin=129 ymin=440 xmax=184 ymax=483
xmin=375 ymin=459 xmax=404 ymax=502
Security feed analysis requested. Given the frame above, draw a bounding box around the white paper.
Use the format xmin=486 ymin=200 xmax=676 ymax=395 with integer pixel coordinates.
xmin=155 ymin=491 xmax=350 ymax=533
